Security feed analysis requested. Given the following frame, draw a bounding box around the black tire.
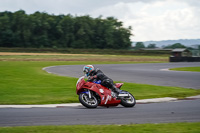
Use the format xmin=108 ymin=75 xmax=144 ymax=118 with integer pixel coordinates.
xmin=120 ymin=92 xmax=136 ymax=107
xmin=79 ymin=93 xmax=98 ymax=108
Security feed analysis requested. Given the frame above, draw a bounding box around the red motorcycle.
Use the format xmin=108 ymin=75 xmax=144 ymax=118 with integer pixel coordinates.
xmin=76 ymin=76 xmax=136 ymax=108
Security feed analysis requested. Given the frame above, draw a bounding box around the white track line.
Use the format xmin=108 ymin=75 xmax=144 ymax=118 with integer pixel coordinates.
xmin=0 ymin=97 xmax=179 ymax=108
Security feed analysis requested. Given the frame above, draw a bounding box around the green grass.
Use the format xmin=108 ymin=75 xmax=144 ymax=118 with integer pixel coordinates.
xmin=0 ymin=122 xmax=200 ymax=133
xmin=170 ymin=67 xmax=200 ymax=72
xmin=0 ymin=53 xmax=168 ymax=63
xmin=0 ymin=61 xmax=200 ymax=104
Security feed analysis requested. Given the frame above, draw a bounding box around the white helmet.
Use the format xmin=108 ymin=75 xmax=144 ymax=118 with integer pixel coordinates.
xmin=83 ymin=65 xmax=94 ymax=77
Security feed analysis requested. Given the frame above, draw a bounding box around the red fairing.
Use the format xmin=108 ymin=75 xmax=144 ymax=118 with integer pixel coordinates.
xmin=76 ymin=78 xmax=85 ymax=92
xmin=93 ymin=84 xmax=121 ymax=106
xmin=115 ymin=83 xmax=124 ymax=89
xmin=76 ymin=77 xmax=121 ymax=107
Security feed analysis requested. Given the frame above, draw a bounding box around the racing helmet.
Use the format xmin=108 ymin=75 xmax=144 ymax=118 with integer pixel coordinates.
xmin=83 ymin=65 xmax=94 ymax=77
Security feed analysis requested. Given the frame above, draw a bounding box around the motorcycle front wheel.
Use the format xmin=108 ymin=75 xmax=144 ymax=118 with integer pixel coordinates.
xmin=79 ymin=93 xmax=98 ymax=108
xmin=120 ymin=92 xmax=136 ymax=107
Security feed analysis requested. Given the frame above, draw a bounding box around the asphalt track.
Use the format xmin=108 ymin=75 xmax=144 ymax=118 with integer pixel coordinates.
xmin=1 ymin=62 xmax=200 ymax=126
xmin=44 ymin=62 xmax=200 ymax=89
xmin=0 ymin=99 xmax=200 ymax=126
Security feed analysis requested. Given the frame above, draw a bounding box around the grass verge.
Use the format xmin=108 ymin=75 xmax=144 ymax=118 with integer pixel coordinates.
xmin=0 ymin=47 xmax=171 ymax=56
xmin=170 ymin=67 xmax=200 ymax=72
xmin=0 ymin=122 xmax=200 ymax=133
xmin=0 ymin=61 xmax=200 ymax=104
xmin=0 ymin=52 xmax=168 ymax=62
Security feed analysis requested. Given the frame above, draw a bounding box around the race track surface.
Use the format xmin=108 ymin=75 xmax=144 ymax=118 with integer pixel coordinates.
xmin=44 ymin=62 xmax=200 ymax=89
xmin=0 ymin=99 xmax=200 ymax=126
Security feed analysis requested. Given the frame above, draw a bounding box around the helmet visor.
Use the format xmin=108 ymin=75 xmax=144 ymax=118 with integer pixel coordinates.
xmin=83 ymin=68 xmax=89 ymax=76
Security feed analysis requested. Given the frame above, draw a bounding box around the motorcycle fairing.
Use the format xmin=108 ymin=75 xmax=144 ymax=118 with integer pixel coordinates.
xmin=115 ymin=83 xmax=124 ymax=89
xmin=91 ymin=84 xmax=121 ymax=106
xmin=78 ymin=82 xmax=120 ymax=106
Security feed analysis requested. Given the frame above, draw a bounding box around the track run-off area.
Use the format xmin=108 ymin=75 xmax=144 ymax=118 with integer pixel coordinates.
xmin=0 ymin=62 xmax=200 ymax=126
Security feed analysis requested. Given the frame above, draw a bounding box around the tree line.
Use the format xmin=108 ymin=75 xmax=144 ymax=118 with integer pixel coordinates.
xmin=0 ymin=10 xmax=132 ymax=49
xmin=134 ymin=42 xmax=187 ymax=50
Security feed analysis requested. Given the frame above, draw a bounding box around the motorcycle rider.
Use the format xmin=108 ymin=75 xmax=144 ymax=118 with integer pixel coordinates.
xmin=83 ymin=65 xmax=120 ymax=95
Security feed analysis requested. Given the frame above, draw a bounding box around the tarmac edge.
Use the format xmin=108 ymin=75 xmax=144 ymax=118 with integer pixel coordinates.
xmin=1 ymin=95 xmax=200 ymax=108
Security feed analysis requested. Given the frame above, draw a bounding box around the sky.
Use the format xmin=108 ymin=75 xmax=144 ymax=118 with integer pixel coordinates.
xmin=0 ymin=0 xmax=200 ymax=42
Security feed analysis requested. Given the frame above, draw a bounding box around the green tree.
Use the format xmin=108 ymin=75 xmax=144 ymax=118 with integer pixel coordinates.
xmin=147 ymin=44 xmax=156 ymax=48
xmin=0 ymin=10 xmax=132 ymax=49
xmin=0 ymin=11 xmax=14 ymax=47
xmin=164 ymin=43 xmax=186 ymax=49
xmin=134 ymin=42 xmax=145 ymax=50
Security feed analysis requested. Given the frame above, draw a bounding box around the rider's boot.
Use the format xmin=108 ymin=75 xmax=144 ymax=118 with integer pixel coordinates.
xmin=112 ymin=85 xmax=120 ymax=96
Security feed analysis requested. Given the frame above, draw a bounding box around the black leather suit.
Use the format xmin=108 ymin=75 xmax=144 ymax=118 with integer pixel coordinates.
xmin=88 ymin=68 xmax=119 ymax=93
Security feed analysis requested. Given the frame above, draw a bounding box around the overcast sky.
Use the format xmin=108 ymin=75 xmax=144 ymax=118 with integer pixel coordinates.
xmin=0 ymin=0 xmax=200 ymax=42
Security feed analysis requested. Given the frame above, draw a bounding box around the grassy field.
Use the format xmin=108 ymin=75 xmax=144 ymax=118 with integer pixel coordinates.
xmin=170 ymin=67 xmax=200 ymax=72
xmin=0 ymin=122 xmax=200 ymax=133
xmin=0 ymin=52 xmax=199 ymax=104
xmin=0 ymin=47 xmax=171 ymax=56
xmin=0 ymin=52 xmax=168 ymax=62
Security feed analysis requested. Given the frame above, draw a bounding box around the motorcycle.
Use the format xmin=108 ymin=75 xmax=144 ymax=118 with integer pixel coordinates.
xmin=76 ymin=76 xmax=136 ymax=108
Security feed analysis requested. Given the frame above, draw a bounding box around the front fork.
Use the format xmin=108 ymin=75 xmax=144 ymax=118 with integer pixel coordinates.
xmin=88 ymin=90 xmax=92 ymax=99
xmin=82 ymin=89 xmax=92 ymax=98
xmin=82 ymin=89 xmax=100 ymax=104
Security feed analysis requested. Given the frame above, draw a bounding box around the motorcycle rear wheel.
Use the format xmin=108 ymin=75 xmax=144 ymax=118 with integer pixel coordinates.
xmin=79 ymin=93 xmax=98 ymax=108
xmin=120 ymin=92 xmax=136 ymax=107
